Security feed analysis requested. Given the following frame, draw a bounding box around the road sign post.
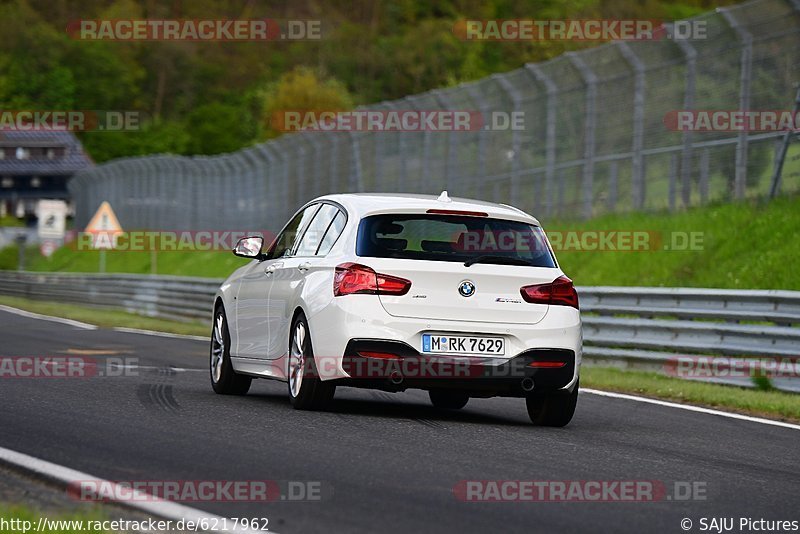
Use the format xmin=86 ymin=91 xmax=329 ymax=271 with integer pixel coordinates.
xmin=84 ymin=201 xmax=123 ymax=273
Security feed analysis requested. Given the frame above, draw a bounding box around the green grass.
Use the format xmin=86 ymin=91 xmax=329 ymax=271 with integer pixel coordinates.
xmin=1 ymin=194 xmax=799 ymax=288
xmin=0 ymin=504 xmax=113 ymax=533
xmin=0 ymin=215 xmax=26 ymax=227
xmin=0 ymin=246 xmax=242 ymax=278
xmin=0 ymin=295 xmax=209 ymax=337
xmin=550 ymin=194 xmax=800 ymax=289
xmin=582 ymin=367 xmax=800 ymax=422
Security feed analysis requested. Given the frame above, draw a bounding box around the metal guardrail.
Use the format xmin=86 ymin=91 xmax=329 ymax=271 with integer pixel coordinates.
xmin=580 ymin=287 xmax=800 ymax=392
xmin=0 ymin=271 xmax=219 ymax=322
xmin=0 ymin=271 xmax=797 ymax=392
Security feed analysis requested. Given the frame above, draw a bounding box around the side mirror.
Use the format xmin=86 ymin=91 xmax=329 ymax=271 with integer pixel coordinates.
xmin=233 ymin=236 xmax=264 ymax=259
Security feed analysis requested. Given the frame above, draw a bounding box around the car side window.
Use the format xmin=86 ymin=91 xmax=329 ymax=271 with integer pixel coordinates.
xmin=294 ymin=204 xmax=339 ymax=257
xmin=268 ymin=204 xmax=320 ymax=259
xmin=316 ymin=210 xmax=347 ymax=256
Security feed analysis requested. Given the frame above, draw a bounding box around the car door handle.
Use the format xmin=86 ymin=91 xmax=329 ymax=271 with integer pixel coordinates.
xmin=265 ymin=262 xmax=283 ymax=275
xmin=297 ymin=261 xmax=312 ymax=272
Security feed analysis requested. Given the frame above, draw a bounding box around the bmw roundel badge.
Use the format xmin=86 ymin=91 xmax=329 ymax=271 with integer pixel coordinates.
xmin=458 ymin=280 xmax=476 ymax=297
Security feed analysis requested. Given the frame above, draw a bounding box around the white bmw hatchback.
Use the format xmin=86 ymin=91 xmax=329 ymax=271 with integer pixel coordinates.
xmin=211 ymin=192 xmax=582 ymax=426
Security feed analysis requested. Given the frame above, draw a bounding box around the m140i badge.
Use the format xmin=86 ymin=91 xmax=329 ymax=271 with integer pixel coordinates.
xmin=458 ymin=280 xmax=476 ymax=297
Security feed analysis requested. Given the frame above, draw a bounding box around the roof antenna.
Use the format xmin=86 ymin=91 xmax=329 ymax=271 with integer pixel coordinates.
xmin=437 ymin=190 xmax=451 ymax=203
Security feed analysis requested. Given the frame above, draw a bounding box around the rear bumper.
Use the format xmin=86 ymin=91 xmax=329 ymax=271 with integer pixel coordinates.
xmin=331 ymin=339 xmax=576 ymax=397
xmin=308 ymin=293 xmax=583 ymax=388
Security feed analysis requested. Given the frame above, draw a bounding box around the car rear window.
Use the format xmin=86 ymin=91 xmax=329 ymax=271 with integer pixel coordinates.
xmin=356 ymin=214 xmax=556 ymax=267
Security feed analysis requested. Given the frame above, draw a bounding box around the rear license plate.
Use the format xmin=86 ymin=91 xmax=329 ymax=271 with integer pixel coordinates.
xmin=421 ymin=334 xmax=505 ymax=356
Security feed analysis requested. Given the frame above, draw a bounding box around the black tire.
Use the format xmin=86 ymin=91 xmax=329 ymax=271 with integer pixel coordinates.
xmin=288 ymin=313 xmax=335 ymax=410
xmin=525 ymin=379 xmax=579 ymax=427
xmin=210 ymin=306 xmax=252 ymax=395
xmin=429 ymin=389 xmax=469 ymax=410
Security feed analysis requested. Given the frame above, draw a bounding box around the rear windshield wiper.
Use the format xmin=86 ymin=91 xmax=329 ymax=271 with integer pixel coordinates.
xmin=464 ymin=255 xmax=534 ymax=267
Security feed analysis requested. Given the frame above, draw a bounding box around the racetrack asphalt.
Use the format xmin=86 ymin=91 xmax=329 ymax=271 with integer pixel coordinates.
xmin=0 ymin=308 xmax=798 ymax=533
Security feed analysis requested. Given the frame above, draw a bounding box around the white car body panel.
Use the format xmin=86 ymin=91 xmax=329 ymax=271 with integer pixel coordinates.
xmin=214 ymin=192 xmax=582 ymax=394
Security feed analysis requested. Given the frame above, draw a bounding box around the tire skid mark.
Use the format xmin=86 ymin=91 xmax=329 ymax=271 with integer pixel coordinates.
xmin=136 ymin=366 xmax=181 ymax=412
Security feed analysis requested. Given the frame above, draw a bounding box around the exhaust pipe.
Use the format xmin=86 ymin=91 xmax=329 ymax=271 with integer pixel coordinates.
xmin=521 ymin=377 xmax=535 ymax=392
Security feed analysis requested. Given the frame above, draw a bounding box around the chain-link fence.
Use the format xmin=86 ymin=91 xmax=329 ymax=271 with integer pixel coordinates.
xmin=70 ymin=0 xmax=800 ymax=231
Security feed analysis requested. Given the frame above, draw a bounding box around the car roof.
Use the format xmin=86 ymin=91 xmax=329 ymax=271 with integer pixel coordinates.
xmin=314 ymin=192 xmax=541 ymax=225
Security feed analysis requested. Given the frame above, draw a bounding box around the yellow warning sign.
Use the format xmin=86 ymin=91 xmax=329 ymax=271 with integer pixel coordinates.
xmin=84 ymin=201 xmax=123 ymax=249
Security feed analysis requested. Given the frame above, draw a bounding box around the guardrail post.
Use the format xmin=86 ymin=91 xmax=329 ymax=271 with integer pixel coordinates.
xmin=769 ymin=85 xmax=800 ymax=198
xmin=215 ymin=157 xmax=230 ymax=230
xmin=616 ymin=42 xmax=646 ymax=211
xmin=383 ymin=100 xmax=406 ymax=192
xmin=418 ymin=95 xmax=433 ymax=188
xmin=465 ymin=85 xmax=489 ymax=199
xmin=567 ymin=52 xmax=597 ymax=219
xmin=672 ymin=26 xmax=698 ymax=208
xmin=276 ymin=143 xmax=292 ymax=224
xmin=237 ymin=151 xmax=257 ymax=229
xmin=493 ymin=75 xmax=522 ymax=202
xmin=255 ymin=144 xmax=277 ymax=228
xmin=294 ymin=136 xmax=308 ymax=203
xmin=264 ymin=140 xmax=290 ymax=223
xmin=699 ymin=149 xmax=710 ymax=203
xmin=432 ymin=90 xmax=456 ymax=191
xmin=329 ymin=134 xmax=341 ymax=194
xmin=524 ymin=63 xmax=558 ymax=218
xmin=307 ymin=134 xmax=324 ymax=199
xmin=608 ymin=161 xmax=618 ymax=212
xmin=347 ymin=131 xmax=364 ymax=192
xmin=669 ymin=152 xmax=678 ymax=211
xmin=720 ymin=7 xmax=753 ymax=200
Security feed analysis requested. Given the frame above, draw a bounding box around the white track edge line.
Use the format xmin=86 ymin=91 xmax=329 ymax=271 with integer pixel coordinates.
xmin=0 ymin=446 xmax=269 ymax=534
xmin=0 ymin=305 xmax=207 ymax=341
xmin=113 ymin=327 xmax=207 ymax=341
xmin=581 ymin=388 xmax=800 ymax=431
xmin=0 ymin=305 xmax=97 ymax=330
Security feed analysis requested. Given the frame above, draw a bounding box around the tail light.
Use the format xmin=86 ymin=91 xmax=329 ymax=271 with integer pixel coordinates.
xmin=334 ymin=263 xmax=411 ymax=297
xmin=357 ymin=351 xmax=401 ymax=360
xmin=426 ymin=208 xmax=488 ymax=217
xmin=520 ymin=275 xmax=579 ymax=309
xmin=528 ymin=361 xmax=567 ymax=368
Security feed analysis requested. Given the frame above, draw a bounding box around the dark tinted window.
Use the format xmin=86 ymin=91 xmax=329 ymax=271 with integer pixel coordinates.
xmin=356 ymin=214 xmax=556 ymax=267
xmin=294 ymin=204 xmax=339 ymax=256
xmin=316 ymin=210 xmax=347 ymax=256
xmin=268 ymin=204 xmax=320 ymax=258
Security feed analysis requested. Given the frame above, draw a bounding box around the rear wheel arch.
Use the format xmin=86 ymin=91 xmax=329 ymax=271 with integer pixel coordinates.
xmin=287 ymin=310 xmax=335 ymax=409
xmin=210 ymin=303 xmax=251 ymax=395
xmin=291 ymin=306 xmax=306 ymax=324
xmin=290 ymin=307 xmax=307 ymax=342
